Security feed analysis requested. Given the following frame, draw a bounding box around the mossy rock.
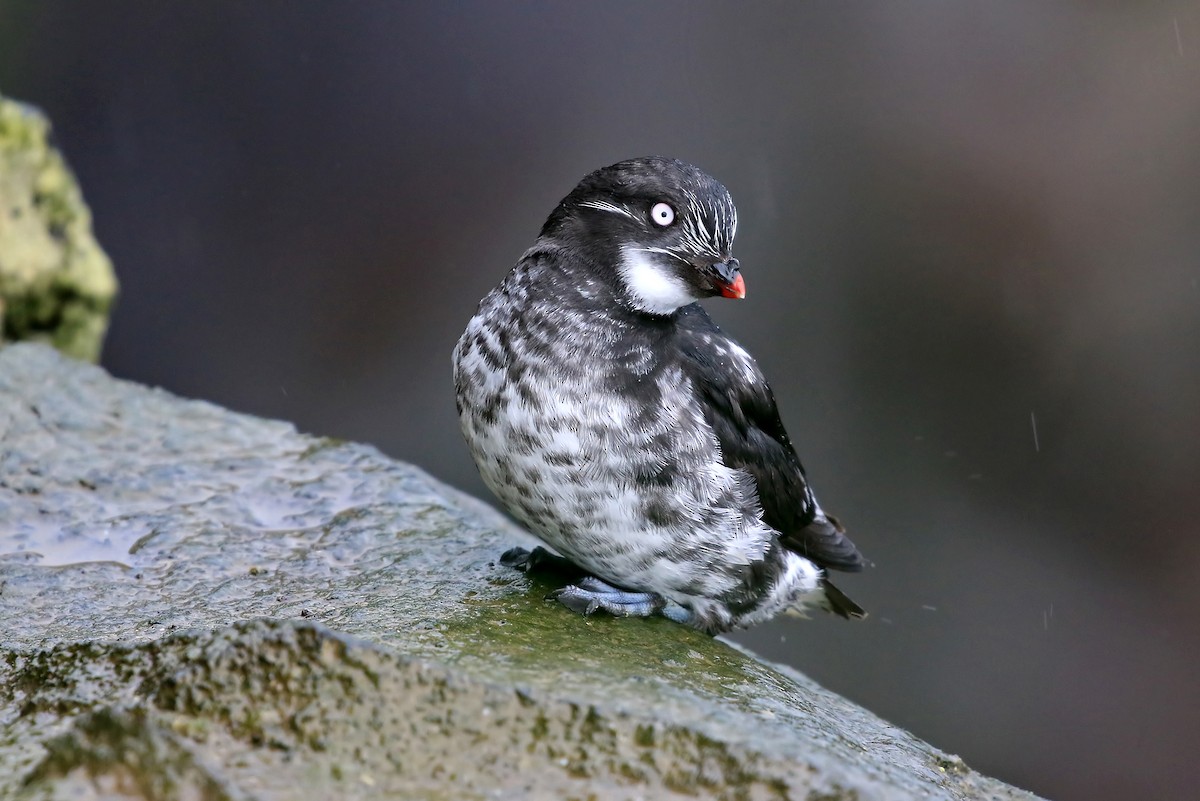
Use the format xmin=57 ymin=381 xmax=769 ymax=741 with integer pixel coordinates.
xmin=0 ymin=94 xmax=117 ymax=362
xmin=0 ymin=344 xmax=1042 ymax=800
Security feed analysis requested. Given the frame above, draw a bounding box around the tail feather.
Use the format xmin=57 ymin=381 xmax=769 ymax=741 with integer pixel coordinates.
xmin=781 ymin=511 xmax=866 ymax=573
xmin=822 ymin=577 xmax=867 ymax=620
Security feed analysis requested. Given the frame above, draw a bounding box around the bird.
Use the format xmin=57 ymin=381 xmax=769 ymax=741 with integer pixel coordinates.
xmin=452 ymin=156 xmax=865 ymax=634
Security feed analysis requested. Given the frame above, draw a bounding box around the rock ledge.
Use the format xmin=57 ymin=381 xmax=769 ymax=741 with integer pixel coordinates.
xmin=0 ymin=343 xmax=1041 ymax=800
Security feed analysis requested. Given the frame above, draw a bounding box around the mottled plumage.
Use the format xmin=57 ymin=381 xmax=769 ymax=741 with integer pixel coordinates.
xmin=453 ymin=157 xmax=864 ymax=634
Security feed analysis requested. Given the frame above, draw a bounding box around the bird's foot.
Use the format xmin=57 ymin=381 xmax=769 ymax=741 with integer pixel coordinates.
xmin=549 ymin=577 xmax=670 ymax=619
xmin=500 ymin=547 xmax=695 ymax=625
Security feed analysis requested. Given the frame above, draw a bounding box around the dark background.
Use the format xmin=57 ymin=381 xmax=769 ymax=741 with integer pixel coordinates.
xmin=3 ymin=3 xmax=1198 ymax=799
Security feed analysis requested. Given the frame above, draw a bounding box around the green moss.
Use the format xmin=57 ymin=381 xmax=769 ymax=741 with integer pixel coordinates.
xmin=21 ymin=707 xmax=239 ymax=801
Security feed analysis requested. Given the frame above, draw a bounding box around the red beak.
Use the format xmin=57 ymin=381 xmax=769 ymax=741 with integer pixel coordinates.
xmin=720 ymin=273 xmax=746 ymax=299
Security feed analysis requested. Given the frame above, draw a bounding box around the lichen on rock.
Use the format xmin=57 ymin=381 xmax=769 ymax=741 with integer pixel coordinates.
xmin=0 ymin=94 xmax=117 ymax=362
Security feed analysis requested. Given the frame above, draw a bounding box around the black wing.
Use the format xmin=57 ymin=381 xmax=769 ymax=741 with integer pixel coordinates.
xmin=675 ymin=305 xmax=864 ymax=572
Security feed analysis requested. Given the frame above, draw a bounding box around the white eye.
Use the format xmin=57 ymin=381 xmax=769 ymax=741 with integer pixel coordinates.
xmin=650 ymin=202 xmax=675 ymax=227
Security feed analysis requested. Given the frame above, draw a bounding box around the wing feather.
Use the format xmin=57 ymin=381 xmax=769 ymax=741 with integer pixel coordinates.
xmin=675 ymin=305 xmax=864 ymax=572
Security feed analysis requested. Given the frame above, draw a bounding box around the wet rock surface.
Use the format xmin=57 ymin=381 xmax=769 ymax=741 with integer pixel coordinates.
xmin=0 ymin=343 xmax=1043 ymax=800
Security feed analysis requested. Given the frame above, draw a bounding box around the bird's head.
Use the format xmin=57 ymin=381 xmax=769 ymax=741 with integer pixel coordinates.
xmin=541 ymin=157 xmax=744 ymax=316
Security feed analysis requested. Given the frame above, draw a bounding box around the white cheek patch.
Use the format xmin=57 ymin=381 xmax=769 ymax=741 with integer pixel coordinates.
xmin=618 ymin=246 xmax=697 ymax=315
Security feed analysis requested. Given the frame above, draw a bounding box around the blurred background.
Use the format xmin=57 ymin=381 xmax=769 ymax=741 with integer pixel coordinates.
xmin=3 ymin=2 xmax=1197 ymax=798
